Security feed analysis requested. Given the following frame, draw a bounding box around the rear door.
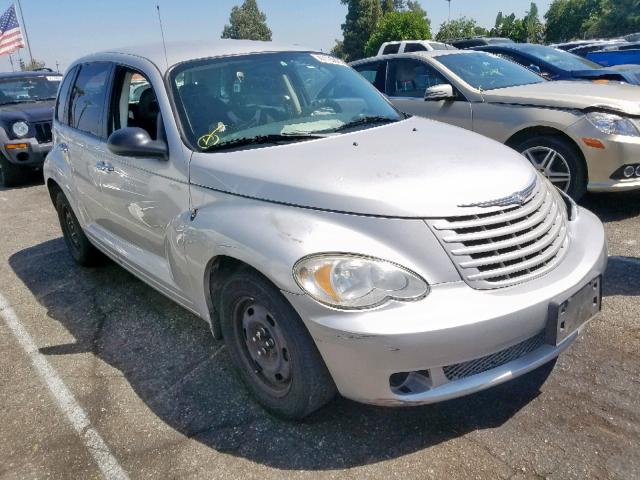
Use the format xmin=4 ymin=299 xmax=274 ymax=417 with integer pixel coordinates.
xmin=65 ymin=62 xmax=113 ymax=226
xmin=385 ymin=58 xmax=473 ymax=130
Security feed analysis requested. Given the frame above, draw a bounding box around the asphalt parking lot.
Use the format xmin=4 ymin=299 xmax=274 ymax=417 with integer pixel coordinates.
xmin=0 ymin=180 xmax=638 ymax=480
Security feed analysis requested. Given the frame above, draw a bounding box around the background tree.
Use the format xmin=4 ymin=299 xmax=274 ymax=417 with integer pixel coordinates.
xmin=221 ymin=0 xmax=272 ymax=41
xmin=489 ymin=10 xmax=541 ymax=42
xmin=19 ymin=59 xmax=46 ymax=71
xmin=524 ymin=2 xmax=545 ymax=42
xmin=587 ymin=0 xmax=640 ymax=38
xmin=406 ymin=0 xmax=428 ymax=18
xmin=544 ymin=0 xmax=601 ymax=42
xmin=381 ymin=0 xmax=394 ymax=14
xmin=364 ymin=10 xmax=432 ymax=56
xmin=435 ymin=17 xmax=487 ymax=41
xmin=338 ymin=0 xmax=382 ymax=61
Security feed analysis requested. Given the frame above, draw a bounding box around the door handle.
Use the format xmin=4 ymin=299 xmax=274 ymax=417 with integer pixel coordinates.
xmin=59 ymin=143 xmax=69 ymax=153
xmin=96 ymin=161 xmax=114 ymax=172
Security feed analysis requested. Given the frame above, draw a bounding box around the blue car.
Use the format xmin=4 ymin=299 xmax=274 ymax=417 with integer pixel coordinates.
xmin=472 ymin=43 xmax=640 ymax=85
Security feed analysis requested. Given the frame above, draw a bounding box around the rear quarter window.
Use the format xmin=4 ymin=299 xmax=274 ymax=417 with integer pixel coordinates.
xmin=55 ymin=66 xmax=78 ymax=125
xmin=382 ymin=44 xmax=400 ymax=55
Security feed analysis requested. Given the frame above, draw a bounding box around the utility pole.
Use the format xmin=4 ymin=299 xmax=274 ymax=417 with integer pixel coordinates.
xmin=15 ymin=0 xmax=34 ymax=65
xmin=446 ymin=0 xmax=451 ymax=21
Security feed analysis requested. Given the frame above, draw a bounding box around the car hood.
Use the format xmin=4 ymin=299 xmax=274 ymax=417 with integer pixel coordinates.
xmin=189 ymin=116 xmax=537 ymax=218
xmin=481 ymin=80 xmax=640 ymax=116
xmin=0 ymin=100 xmax=55 ymax=122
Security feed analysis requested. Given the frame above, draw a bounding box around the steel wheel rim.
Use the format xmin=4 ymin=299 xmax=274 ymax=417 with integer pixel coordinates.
xmin=522 ymin=146 xmax=571 ymax=192
xmin=63 ymin=206 xmax=81 ymax=251
xmin=234 ymin=297 xmax=292 ymax=397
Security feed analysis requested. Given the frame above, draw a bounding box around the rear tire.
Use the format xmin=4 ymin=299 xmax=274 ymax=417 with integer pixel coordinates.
xmin=218 ymin=268 xmax=336 ymax=419
xmin=0 ymin=156 xmax=24 ymax=187
xmin=515 ymin=135 xmax=587 ymax=201
xmin=55 ymin=191 xmax=103 ymax=267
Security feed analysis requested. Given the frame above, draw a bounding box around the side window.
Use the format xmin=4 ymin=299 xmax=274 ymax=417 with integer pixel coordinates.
xmin=382 ymin=44 xmax=400 ymax=55
xmin=387 ymin=59 xmax=448 ymax=98
xmin=353 ymin=62 xmax=386 ymax=92
xmin=55 ymin=66 xmax=78 ymax=125
xmin=69 ymin=62 xmax=112 ymax=137
xmin=404 ymin=43 xmax=428 ymax=53
xmin=109 ymin=67 xmax=161 ymax=140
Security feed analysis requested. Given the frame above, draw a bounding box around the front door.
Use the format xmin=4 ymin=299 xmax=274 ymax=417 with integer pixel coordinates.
xmin=386 ymin=58 xmax=473 ymax=130
xmin=98 ymin=65 xmax=190 ymax=264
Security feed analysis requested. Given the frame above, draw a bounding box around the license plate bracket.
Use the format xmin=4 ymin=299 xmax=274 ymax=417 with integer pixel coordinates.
xmin=546 ymin=277 xmax=602 ymax=346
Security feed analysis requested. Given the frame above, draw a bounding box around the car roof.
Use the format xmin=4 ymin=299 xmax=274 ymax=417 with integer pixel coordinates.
xmin=0 ymin=70 xmax=61 ymax=79
xmin=75 ymin=40 xmax=310 ymax=72
xmin=350 ymin=49 xmax=478 ymax=65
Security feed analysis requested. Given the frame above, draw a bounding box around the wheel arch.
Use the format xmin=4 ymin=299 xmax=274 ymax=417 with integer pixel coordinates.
xmin=505 ymin=125 xmax=587 ymax=174
xmin=46 ymin=177 xmax=62 ymax=204
xmin=204 ymin=254 xmax=276 ymax=340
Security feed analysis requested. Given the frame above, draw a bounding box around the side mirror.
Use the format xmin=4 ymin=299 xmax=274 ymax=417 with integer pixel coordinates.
xmin=528 ymin=64 xmax=542 ymax=74
xmin=107 ymin=127 xmax=168 ymax=159
xmin=424 ymin=84 xmax=455 ymax=101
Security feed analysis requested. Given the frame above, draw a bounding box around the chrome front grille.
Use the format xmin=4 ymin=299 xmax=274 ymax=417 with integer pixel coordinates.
xmin=443 ymin=331 xmax=546 ymax=381
xmin=427 ymin=179 xmax=570 ymax=289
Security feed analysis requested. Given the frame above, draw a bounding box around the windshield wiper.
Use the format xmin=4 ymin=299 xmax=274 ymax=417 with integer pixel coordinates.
xmin=328 ymin=115 xmax=400 ymax=133
xmin=201 ymin=133 xmax=326 ymax=152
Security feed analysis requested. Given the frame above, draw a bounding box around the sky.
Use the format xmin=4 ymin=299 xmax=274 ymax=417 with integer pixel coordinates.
xmin=1 ymin=0 xmax=554 ymax=73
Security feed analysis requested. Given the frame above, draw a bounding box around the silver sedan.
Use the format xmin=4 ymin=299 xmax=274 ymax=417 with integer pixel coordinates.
xmin=352 ymin=50 xmax=640 ymax=200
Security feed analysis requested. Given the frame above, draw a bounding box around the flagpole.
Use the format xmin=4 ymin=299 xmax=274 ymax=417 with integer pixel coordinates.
xmin=14 ymin=0 xmax=33 ymax=65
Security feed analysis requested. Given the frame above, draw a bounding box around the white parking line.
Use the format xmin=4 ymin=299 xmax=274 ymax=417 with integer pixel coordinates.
xmin=0 ymin=292 xmax=129 ymax=480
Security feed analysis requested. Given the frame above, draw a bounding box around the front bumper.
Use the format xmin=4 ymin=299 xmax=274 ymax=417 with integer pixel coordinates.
xmin=0 ymin=128 xmax=51 ymax=168
xmin=284 ymin=207 xmax=607 ymax=406
xmin=567 ymin=119 xmax=640 ymax=192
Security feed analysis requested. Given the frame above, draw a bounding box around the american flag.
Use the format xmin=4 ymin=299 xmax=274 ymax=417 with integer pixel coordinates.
xmin=0 ymin=4 xmax=24 ymax=56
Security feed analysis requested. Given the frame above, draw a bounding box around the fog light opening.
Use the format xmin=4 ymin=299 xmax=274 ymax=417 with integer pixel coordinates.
xmin=390 ymin=370 xmax=432 ymax=395
xmin=16 ymin=152 xmax=29 ymax=162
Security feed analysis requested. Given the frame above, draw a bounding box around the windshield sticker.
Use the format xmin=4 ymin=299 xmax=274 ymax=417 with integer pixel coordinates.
xmin=46 ymin=76 xmax=60 ymax=81
xmin=198 ymin=122 xmax=226 ymax=149
xmin=311 ymin=54 xmax=348 ymax=67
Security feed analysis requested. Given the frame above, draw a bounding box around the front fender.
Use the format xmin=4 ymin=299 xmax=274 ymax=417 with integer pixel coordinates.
xmin=183 ymin=186 xmax=461 ymax=328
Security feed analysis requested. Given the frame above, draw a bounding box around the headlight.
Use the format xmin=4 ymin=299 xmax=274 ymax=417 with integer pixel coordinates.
xmin=293 ymin=254 xmax=429 ymax=309
xmin=586 ymin=112 xmax=639 ymax=137
xmin=11 ymin=121 xmax=29 ymax=137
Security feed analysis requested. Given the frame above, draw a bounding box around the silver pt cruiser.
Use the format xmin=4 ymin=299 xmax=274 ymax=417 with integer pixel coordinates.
xmin=44 ymin=41 xmax=607 ymax=419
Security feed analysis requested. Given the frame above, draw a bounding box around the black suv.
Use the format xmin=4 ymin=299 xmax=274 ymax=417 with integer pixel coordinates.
xmin=0 ymin=71 xmax=61 ymax=186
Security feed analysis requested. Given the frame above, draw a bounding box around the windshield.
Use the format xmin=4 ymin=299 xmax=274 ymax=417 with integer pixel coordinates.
xmin=518 ymin=44 xmax=602 ymax=70
xmin=0 ymin=75 xmax=61 ymax=105
xmin=170 ymin=52 xmax=402 ymax=150
xmin=435 ymin=52 xmax=545 ymax=91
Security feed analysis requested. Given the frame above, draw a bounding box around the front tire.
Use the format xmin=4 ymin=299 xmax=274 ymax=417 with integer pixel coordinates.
xmin=515 ymin=136 xmax=587 ymax=201
xmin=0 ymin=156 xmax=24 ymax=187
xmin=218 ymin=268 xmax=336 ymax=419
xmin=55 ymin=191 xmax=103 ymax=266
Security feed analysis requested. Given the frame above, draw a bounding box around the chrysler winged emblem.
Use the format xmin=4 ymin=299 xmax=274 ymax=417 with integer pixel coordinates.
xmin=459 ymin=178 xmax=537 ymax=208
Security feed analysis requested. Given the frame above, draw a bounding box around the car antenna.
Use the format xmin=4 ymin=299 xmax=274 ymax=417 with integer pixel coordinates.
xmin=155 ymin=2 xmax=169 ymax=70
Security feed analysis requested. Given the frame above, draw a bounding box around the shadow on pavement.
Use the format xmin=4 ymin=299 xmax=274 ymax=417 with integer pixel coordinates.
xmin=603 ymin=256 xmax=640 ymax=297
xmin=10 ymin=238 xmax=554 ymax=470
xmin=581 ymin=190 xmax=640 ymax=223
xmin=0 ymin=170 xmax=44 ymax=192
